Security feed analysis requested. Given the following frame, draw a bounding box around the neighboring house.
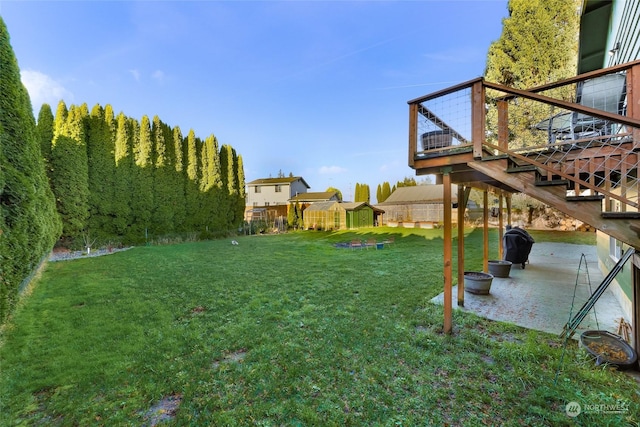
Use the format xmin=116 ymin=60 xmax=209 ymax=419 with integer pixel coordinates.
xmin=303 ymin=201 xmax=383 ymax=230
xmin=289 ymin=191 xmax=340 ymax=209
xmin=245 ymin=176 xmax=310 ymax=221
xmin=584 ymin=0 xmax=640 ymax=324
xmin=376 ymin=185 xmax=458 ymax=227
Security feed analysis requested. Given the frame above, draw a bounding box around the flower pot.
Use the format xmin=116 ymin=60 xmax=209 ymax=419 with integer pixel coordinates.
xmin=488 ymin=260 xmax=512 ymax=278
xmin=464 ymin=271 xmax=494 ymax=295
xmin=580 ymin=330 xmax=638 ymax=370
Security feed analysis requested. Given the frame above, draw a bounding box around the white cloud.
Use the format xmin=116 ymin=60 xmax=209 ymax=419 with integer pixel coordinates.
xmin=319 ymin=165 xmax=347 ymax=174
xmin=20 ymin=70 xmax=73 ymax=112
xmin=129 ymin=69 xmax=141 ymax=81
xmin=151 ymin=70 xmax=165 ymax=82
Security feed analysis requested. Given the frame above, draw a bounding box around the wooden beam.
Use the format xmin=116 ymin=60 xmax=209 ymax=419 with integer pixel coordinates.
xmin=483 ymin=190 xmax=489 ymax=272
xmin=443 ymin=169 xmax=453 ymax=334
xmin=627 ymin=63 xmax=640 ymax=149
xmin=498 ymin=193 xmax=504 ymax=259
xmin=497 ymin=100 xmax=509 ymax=151
xmin=633 ymin=254 xmax=640 ymax=352
xmin=472 ymin=80 xmax=485 ymax=159
xmin=408 ymin=103 xmax=417 ymax=168
xmin=485 ymin=141 xmax=638 ymax=208
xmin=467 ymin=160 xmax=640 ymax=248
xmin=484 ymin=81 xmax=640 ymax=130
xmin=458 ymin=185 xmax=466 ymax=306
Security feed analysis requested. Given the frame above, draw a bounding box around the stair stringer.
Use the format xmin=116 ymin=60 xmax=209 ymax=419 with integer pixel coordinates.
xmin=467 ymin=158 xmax=640 ymax=249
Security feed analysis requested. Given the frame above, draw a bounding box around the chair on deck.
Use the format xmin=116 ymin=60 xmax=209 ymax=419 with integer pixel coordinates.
xmin=534 ymin=73 xmax=627 ymax=143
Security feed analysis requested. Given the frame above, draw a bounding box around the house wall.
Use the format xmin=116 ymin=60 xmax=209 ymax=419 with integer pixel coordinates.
xmin=597 ymin=231 xmax=633 ymax=321
xmin=246 ymin=180 xmax=309 ymax=207
xmin=346 ymin=207 xmax=374 ymax=229
xmin=606 ymin=0 xmax=640 ymax=68
xmin=289 ymin=181 xmax=309 ymax=198
xmin=379 ymin=203 xmax=458 ymax=224
xmin=304 ymin=207 xmax=345 ymax=230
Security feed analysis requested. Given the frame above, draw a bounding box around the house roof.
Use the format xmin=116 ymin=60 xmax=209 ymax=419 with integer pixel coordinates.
xmin=303 ymin=201 xmax=384 ymax=213
xmin=303 ymin=201 xmax=341 ymax=212
xmin=341 ymin=202 xmax=385 ymax=213
xmin=247 ymin=176 xmax=310 ymax=188
xmin=289 ymin=191 xmax=338 ymax=202
xmin=578 ymin=0 xmax=613 ymax=74
xmin=378 ymin=185 xmax=458 ymax=205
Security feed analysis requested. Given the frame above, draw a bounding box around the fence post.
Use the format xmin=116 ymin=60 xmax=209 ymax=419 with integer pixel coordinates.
xmin=472 ymin=79 xmax=486 ymax=159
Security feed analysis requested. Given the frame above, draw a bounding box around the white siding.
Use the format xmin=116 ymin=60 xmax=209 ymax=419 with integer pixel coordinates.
xmin=607 ymin=0 xmax=640 ymax=67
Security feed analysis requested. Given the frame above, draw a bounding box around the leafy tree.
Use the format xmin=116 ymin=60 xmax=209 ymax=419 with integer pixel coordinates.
xmin=354 ymin=182 xmax=370 ymax=203
xmin=86 ymin=104 xmax=116 ymax=238
xmin=484 ymin=0 xmax=580 ymax=148
xmin=112 ymin=112 xmax=133 ymax=236
xmin=151 ymin=116 xmax=175 ymax=234
xmin=201 ymin=135 xmax=224 ymax=232
xmin=396 ymin=177 xmax=417 ymax=188
xmin=220 ymin=144 xmax=237 ymax=228
xmin=294 ymin=201 xmax=304 ymax=229
xmin=235 ymin=154 xmax=246 ymax=227
xmin=381 ymin=181 xmax=391 ymax=202
xmin=184 ymin=129 xmax=201 ymax=231
xmin=376 ymin=181 xmax=393 ymax=203
xmin=50 ymin=102 xmax=90 ymax=242
xmin=35 ymin=103 xmax=54 ymax=166
xmin=171 ymin=126 xmax=187 ymax=231
xmin=131 ymin=115 xmax=154 ymax=239
xmin=326 ymin=186 xmax=342 ymax=202
xmin=287 ymin=202 xmax=297 ymax=229
xmin=0 ymin=17 xmax=61 ymax=322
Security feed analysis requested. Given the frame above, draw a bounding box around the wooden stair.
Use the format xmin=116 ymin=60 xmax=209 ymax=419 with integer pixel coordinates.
xmin=467 ymin=157 xmax=640 ymax=249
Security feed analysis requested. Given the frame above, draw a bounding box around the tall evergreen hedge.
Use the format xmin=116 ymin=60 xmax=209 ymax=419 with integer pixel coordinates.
xmin=0 ymin=17 xmax=246 ymax=322
xmin=0 ymin=17 xmax=61 ymax=322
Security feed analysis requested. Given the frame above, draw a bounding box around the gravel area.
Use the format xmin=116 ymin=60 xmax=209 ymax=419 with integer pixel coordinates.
xmin=48 ymin=247 xmax=133 ymax=262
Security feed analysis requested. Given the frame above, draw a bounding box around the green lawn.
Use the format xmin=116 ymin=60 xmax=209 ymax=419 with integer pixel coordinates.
xmin=0 ymin=227 xmax=636 ymax=426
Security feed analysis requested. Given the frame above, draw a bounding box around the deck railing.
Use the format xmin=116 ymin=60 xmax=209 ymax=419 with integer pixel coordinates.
xmin=408 ymin=60 xmax=640 ymax=211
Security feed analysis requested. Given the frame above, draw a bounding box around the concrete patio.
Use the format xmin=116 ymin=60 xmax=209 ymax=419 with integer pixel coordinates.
xmin=431 ymin=242 xmax=628 ymax=338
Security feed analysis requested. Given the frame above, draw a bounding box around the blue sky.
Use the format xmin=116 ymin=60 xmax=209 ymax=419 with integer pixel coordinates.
xmin=2 ymin=0 xmax=507 ymax=202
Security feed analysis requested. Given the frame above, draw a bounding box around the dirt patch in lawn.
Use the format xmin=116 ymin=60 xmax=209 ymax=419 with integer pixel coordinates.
xmin=141 ymin=393 xmax=182 ymax=426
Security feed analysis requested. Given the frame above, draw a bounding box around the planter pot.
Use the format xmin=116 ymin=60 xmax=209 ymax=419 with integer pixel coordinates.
xmin=464 ymin=271 xmax=494 ymax=295
xmin=580 ymin=330 xmax=638 ymax=370
xmin=488 ymin=260 xmax=512 ymax=278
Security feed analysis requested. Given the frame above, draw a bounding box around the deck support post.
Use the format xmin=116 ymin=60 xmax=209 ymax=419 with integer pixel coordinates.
xmin=628 ymin=63 xmax=640 ymax=149
xmin=442 ymin=167 xmax=453 ymax=334
xmin=498 ymin=193 xmax=504 ymax=259
xmin=483 ymin=189 xmax=489 ymax=272
xmin=633 ymin=254 xmax=640 ymax=352
xmin=457 ymin=185 xmax=467 ymax=307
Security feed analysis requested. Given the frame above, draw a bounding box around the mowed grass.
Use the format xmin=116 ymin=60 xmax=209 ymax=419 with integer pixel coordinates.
xmin=1 ymin=227 xmax=637 ymax=426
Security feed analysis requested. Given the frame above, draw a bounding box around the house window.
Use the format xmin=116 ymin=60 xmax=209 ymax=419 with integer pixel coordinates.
xmin=265 ymin=202 xmax=270 ymax=207
xmin=609 ymin=236 xmax=623 ymax=260
xmin=275 ymin=185 xmax=282 ymax=193
xmin=254 ymin=186 xmax=261 ymax=193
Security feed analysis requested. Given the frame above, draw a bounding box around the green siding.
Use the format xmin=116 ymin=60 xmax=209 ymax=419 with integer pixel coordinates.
xmin=596 ymin=232 xmax=632 ymax=300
